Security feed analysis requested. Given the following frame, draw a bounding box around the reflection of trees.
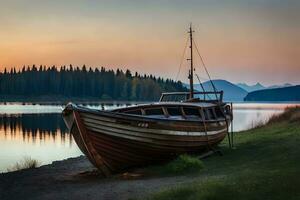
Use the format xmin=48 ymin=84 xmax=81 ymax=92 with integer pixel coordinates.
xmin=0 ymin=114 xmax=71 ymax=144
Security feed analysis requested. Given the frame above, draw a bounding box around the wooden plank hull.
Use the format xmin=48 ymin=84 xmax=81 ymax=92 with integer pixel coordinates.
xmin=63 ymin=105 xmax=229 ymax=176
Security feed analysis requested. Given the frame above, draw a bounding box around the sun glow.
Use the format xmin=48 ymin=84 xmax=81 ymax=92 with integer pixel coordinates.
xmin=0 ymin=0 xmax=299 ymax=85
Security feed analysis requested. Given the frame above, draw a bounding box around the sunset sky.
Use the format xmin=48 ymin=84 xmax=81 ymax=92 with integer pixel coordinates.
xmin=0 ymin=0 xmax=299 ymax=85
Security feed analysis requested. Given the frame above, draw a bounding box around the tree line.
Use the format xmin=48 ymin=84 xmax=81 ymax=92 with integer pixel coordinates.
xmin=0 ymin=65 xmax=186 ymax=101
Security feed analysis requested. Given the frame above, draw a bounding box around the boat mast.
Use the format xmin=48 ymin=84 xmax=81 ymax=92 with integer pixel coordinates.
xmin=188 ymin=24 xmax=194 ymax=99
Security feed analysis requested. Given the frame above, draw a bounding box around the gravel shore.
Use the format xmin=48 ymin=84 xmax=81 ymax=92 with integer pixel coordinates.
xmin=0 ymin=156 xmax=195 ymax=200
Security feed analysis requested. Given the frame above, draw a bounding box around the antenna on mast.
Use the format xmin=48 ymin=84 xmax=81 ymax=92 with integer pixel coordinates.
xmin=187 ymin=23 xmax=195 ymax=99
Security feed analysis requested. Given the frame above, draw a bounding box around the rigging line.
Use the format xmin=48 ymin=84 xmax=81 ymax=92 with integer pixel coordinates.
xmin=192 ymin=38 xmax=218 ymax=97
xmin=192 ymin=38 xmax=219 ymax=101
xmin=175 ymin=36 xmax=189 ymax=82
xmin=195 ymin=74 xmax=212 ymax=100
xmin=194 ymin=72 xmax=210 ymax=82
xmin=195 ymin=74 xmax=206 ymax=92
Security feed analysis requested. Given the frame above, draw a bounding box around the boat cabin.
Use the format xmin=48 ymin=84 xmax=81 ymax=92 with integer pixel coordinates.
xmin=159 ymin=91 xmax=224 ymax=103
xmin=115 ymin=91 xmax=229 ymax=122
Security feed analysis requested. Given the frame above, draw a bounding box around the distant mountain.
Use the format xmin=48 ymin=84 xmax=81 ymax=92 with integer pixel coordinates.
xmin=185 ymin=79 xmax=248 ymax=102
xmin=236 ymin=82 xmax=293 ymax=92
xmin=244 ymin=85 xmax=300 ymax=102
xmin=236 ymin=83 xmax=265 ymax=92
xmin=268 ymin=83 xmax=293 ymax=89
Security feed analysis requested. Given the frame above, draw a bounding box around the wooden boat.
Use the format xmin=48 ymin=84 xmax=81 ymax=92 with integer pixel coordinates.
xmin=62 ymin=25 xmax=233 ymax=176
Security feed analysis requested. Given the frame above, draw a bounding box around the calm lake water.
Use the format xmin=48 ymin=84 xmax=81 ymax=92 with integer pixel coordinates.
xmin=0 ymin=102 xmax=299 ymax=172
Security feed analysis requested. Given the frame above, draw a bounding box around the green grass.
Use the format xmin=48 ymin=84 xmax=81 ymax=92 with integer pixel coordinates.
xmin=7 ymin=157 xmax=40 ymax=172
xmin=145 ymin=154 xmax=204 ymax=176
xmin=147 ymin=107 xmax=300 ymax=200
xmin=159 ymin=154 xmax=204 ymax=175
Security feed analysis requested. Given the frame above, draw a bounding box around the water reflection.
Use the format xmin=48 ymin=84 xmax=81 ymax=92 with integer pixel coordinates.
xmin=0 ymin=114 xmax=69 ymax=144
xmin=0 ymin=114 xmax=81 ymax=173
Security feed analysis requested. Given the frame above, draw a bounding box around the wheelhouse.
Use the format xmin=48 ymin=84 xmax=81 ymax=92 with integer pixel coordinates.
xmin=159 ymin=91 xmax=224 ymax=103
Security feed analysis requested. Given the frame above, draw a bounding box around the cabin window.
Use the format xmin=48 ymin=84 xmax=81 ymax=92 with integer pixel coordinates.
xmin=167 ymin=107 xmax=182 ymax=116
xmin=145 ymin=108 xmax=164 ymax=115
xmin=203 ymin=109 xmax=210 ymax=120
xmin=214 ymin=107 xmax=224 ymax=118
xmin=183 ymin=107 xmax=201 ymax=116
xmin=208 ymin=108 xmax=216 ymax=119
xmin=212 ymin=108 xmax=218 ymax=119
xmin=124 ymin=109 xmax=142 ymax=115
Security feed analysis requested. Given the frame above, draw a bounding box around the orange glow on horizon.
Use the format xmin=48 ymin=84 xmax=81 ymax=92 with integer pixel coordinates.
xmin=0 ymin=1 xmax=299 ymax=85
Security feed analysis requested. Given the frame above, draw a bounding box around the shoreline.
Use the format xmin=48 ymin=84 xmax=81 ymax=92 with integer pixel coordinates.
xmin=0 ymin=156 xmax=198 ymax=200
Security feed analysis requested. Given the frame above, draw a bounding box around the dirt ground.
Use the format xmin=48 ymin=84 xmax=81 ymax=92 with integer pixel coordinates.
xmin=0 ymin=156 xmax=196 ymax=200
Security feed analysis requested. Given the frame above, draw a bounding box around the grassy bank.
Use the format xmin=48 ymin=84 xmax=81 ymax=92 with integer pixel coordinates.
xmin=148 ymin=107 xmax=300 ymax=200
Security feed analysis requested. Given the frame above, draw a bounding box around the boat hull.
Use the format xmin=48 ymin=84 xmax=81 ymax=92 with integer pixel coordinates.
xmin=63 ymin=106 xmax=228 ymax=176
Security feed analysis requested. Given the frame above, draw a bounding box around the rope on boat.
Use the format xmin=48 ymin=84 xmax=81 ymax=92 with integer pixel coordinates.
xmin=195 ymin=73 xmax=212 ymax=101
xmin=174 ymin=28 xmax=218 ymax=101
xmin=192 ymin=38 xmax=219 ymax=100
xmin=175 ymin=36 xmax=189 ymax=82
xmin=199 ymin=108 xmax=212 ymax=150
xmin=173 ymin=26 xmax=234 ymax=150
xmin=230 ymin=102 xmax=234 ymax=148
xmin=195 ymin=73 xmax=206 ymax=92
xmin=225 ymin=114 xmax=232 ymax=148
xmin=192 ymin=31 xmax=234 ymax=148
xmin=221 ymin=103 xmax=233 ymax=148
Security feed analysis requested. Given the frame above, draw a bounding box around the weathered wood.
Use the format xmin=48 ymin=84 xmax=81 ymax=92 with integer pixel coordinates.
xmin=73 ymin=111 xmax=111 ymax=176
xmin=63 ymin=102 xmax=231 ymax=174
